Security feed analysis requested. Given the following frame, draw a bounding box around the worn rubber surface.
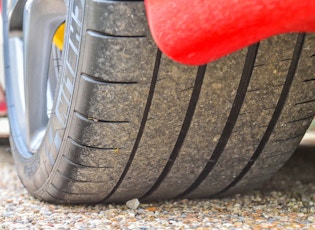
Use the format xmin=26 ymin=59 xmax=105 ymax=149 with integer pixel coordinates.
xmin=6 ymin=0 xmax=315 ymax=204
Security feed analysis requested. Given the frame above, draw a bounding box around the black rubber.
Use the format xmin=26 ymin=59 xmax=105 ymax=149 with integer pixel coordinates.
xmin=4 ymin=0 xmax=315 ymax=204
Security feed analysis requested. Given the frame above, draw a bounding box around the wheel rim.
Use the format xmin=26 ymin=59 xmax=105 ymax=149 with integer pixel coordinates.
xmin=7 ymin=0 xmax=66 ymax=154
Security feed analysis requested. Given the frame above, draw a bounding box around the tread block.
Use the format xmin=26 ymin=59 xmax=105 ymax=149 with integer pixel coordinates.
xmin=69 ymin=112 xmax=136 ymax=149
xmin=75 ymin=75 xmax=149 ymax=121
xmin=48 ymin=185 xmax=103 ymax=203
xmin=58 ymin=156 xmax=121 ymax=183
xmin=82 ymin=32 xmax=156 ymax=82
xmin=86 ymin=1 xmax=147 ymax=36
xmin=64 ymin=138 xmax=128 ymax=168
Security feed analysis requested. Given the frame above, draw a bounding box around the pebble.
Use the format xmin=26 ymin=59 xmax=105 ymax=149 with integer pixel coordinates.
xmin=126 ymin=198 xmax=141 ymax=210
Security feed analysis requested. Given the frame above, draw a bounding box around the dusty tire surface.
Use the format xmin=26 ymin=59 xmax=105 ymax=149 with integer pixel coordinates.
xmin=4 ymin=0 xmax=315 ymax=204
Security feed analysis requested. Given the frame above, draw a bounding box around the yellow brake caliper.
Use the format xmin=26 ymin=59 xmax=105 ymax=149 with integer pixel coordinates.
xmin=53 ymin=23 xmax=65 ymax=50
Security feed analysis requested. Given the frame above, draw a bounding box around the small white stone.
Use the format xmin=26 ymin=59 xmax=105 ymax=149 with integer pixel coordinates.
xmin=308 ymin=216 xmax=315 ymax=223
xmin=126 ymin=198 xmax=140 ymax=210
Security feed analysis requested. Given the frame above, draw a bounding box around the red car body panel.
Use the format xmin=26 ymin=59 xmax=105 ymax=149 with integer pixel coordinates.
xmin=145 ymin=0 xmax=315 ymax=65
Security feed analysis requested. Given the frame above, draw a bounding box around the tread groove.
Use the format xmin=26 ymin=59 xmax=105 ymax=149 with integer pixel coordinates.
xmin=215 ymin=33 xmax=306 ymax=196
xmin=141 ymin=65 xmax=207 ymax=199
xmin=102 ymin=49 xmax=162 ymax=202
xmin=68 ymin=137 xmax=120 ymax=150
xmin=303 ymin=78 xmax=315 ymax=82
xmin=177 ymin=43 xmax=260 ymax=198
xmin=56 ymin=169 xmax=105 ymax=184
xmin=56 ymin=170 xmax=85 ymax=183
xmin=81 ymin=73 xmax=138 ymax=85
xmin=287 ymin=115 xmax=315 ymax=124
xmin=74 ymin=110 xmax=130 ymax=124
xmin=294 ymin=98 xmax=315 ymax=106
xmin=50 ymin=183 xmax=103 ymax=196
xmin=87 ymin=29 xmax=146 ymax=39
xmin=62 ymin=154 xmax=112 ymax=169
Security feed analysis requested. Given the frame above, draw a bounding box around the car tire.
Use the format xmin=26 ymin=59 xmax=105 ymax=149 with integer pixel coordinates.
xmin=3 ymin=0 xmax=315 ymax=204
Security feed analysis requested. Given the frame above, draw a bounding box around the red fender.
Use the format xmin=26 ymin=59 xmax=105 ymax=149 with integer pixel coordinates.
xmin=0 ymin=86 xmax=6 ymax=117
xmin=145 ymin=0 xmax=315 ymax=65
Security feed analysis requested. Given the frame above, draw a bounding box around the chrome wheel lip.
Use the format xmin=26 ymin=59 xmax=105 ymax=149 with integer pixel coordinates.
xmin=6 ymin=0 xmax=66 ymax=154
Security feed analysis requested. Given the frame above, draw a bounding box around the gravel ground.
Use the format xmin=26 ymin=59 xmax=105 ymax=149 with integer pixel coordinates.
xmin=0 ymin=140 xmax=314 ymax=229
